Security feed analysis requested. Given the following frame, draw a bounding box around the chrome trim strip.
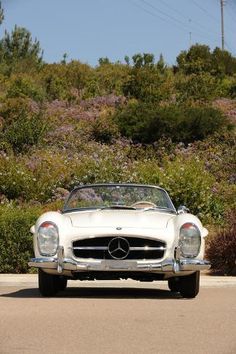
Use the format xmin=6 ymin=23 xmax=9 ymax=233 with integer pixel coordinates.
xmin=73 ymin=246 xmax=108 ymax=250
xmin=129 ymin=246 xmax=166 ymax=251
xmin=72 ymin=246 xmax=166 ymax=251
xmin=180 ymin=259 xmax=211 ymax=271
xmin=29 ymin=257 xmax=210 ymax=273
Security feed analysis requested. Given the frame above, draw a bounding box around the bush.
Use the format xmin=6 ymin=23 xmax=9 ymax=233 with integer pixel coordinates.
xmin=0 ymin=98 xmax=47 ymax=153
xmin=0 ymin=205 xmax=41 ymax=273
xmin=159 ymin=157 xmax=224 ymax=222
xmin=0 ymin=155 xmax=35 ymax=200
xmin=123 ymin=66 xmax=174 ymax=103
xmin=229 ymin=81 xmax=236 ymax=98
xmin=91 ymin=110 xmax=120 ymax=143
xmin=114 ymin=101 xmax=228 ymax=144
xmin=175 ymin=72 xmax=219 ymax=103
xmin=131 ymin=155 xmax=224 ymax=223
xmin=6 ymin=75 xmax=45 ymax=102
xmin=178 ymin=106 xmax=229 ymax=142
xmin=206 ymin=210 xmax=236 ymax=275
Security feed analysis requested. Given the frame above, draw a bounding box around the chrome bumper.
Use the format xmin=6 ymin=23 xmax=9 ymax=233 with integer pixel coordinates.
xmin=29 ymin=247 xmax=211 ymax=274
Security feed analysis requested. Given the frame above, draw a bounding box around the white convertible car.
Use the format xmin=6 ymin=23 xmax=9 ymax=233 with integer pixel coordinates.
xmin=29 ymin=183 xmax=210 ymax=298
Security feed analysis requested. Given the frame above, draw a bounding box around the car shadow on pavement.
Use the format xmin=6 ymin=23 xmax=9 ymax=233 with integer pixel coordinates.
xmin=1 ymin=286 xmax=183 ymax=299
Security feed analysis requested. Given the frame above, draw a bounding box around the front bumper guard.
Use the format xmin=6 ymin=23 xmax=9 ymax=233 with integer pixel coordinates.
xmin=29 ymin=247 xmax=211 ymax=274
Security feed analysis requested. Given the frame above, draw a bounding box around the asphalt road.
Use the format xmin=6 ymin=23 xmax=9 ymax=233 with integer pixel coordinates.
xmin=0 ymin=275 xmax=236 ymax=354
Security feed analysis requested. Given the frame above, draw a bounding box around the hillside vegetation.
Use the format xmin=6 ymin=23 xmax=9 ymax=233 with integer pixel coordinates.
xmin=0 ymin=25 xmax=235 ymax=274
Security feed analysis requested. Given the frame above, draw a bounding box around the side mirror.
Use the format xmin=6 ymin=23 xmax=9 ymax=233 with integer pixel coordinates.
xmin=177 ymin=205 xmax=190 ymax=214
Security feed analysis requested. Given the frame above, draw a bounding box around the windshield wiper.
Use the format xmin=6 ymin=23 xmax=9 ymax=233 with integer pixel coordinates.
xmin=100 ymin=205 xmax=137 ymax=210
xmin=143 ymin=206 xmax=176 ymax=213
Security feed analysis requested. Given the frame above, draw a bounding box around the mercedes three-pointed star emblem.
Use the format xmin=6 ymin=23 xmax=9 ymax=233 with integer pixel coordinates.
xmin=108 ymin=237 xmax=130 ymax=260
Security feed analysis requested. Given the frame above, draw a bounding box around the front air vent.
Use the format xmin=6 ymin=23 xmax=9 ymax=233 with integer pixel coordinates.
xmin=72 ymin=236 xmax=166 ymax=260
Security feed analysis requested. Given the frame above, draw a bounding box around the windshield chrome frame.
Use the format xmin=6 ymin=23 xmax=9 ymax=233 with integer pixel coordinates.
xmin=62 ymin=183 xmax=176 ymax=213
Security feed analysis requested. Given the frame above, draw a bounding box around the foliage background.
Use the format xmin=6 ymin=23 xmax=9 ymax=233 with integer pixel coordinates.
xmin=0 ymin=23 xmax=235 ymax=273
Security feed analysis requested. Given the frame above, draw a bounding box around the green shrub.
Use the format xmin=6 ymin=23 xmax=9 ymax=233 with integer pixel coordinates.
xmin=206 ymin=210 xmax=236 ymax=275
xmin=91 ymin=110 xmax=120 ymax=143
xmin=0 ymin=155 xmax=35 ymax=200
xmin=130 ymin=156 xmax=224 ymax=223
xmin=4 ymin=111 xmax=46 ymax=153
xmin=123 ymin=66 xmax=174 ymax=103
xmin=6 ymin=75 xmax=45 ymax=102
xmin=229 ymin=81 xmax=236 ymax=98
xmin=178 ymin=106 xmax=228 ymax=142
xmin=175 ymin=72 xmax=219 ymax=103
xmin=158 ymin=156 xmax=224 ymax=222
xmin=96 ymin=62 xmax=130 ymax=96
xmin=114 ymin=101 xmax=228 ymax=144
xmin=0 ymin=97 xmax=47 ymax=153
xmin=0 ymin=205 xmax=41 ymax=273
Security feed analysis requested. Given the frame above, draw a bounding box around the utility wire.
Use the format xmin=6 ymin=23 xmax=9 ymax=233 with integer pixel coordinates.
xmin=225 ymin=5 xmax=236 ymax=25
xmin=137 ymin=0 xmax=219 ymax=42
xmin=129 ymin=0 xmax=171 ymax=24
xmin=157 ymin=0 xmax=220 ymax=37
xmin=225 ymin=41 xmax=236 ymax=55
xmin=195 ymin=0 xmax=235 ymax=35
xmin=129 ymin=0 xmax=221 ymax=48
xmin=139 ymin=0 xmax=191 ymax=31
xmin=229 ymin=0 xmax=236 ymax=13
xmin=192 ymin=0 xmax=220 ymax=24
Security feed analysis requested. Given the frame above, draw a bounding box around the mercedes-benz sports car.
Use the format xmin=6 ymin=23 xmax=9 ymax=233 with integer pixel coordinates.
xmin=29 ymin=183 xmax=210 ymax=298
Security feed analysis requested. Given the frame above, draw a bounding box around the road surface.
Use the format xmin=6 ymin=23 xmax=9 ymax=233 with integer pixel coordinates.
xmin=0 ymin=275 xmax=236 ymax=354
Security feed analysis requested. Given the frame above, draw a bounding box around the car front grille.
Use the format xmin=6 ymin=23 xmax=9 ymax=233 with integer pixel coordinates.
xmin=72 ymin=236 xmax=166 ymax=260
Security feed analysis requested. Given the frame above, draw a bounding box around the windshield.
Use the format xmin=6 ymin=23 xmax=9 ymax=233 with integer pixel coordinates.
xmin=63 ymin=184 xmax=176 ymax=213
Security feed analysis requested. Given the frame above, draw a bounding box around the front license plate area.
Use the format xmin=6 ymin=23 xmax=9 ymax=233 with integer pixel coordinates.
xmin=104 ymin=260 xmax=137 ymax=270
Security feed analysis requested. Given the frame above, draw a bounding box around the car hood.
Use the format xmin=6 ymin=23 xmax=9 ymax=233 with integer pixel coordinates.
xmin=67 ymin=209 xmax=175 ymax=230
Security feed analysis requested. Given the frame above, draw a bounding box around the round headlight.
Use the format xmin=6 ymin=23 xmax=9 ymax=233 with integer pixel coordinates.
xmin=37 ymin=221 xmax=59 ymax=256
xmin=179 ymin=223 xmax=201 ymax=258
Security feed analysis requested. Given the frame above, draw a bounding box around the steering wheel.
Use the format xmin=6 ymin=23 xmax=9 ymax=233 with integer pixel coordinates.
xmin=131 ymin=201 xmax=157 ymax=208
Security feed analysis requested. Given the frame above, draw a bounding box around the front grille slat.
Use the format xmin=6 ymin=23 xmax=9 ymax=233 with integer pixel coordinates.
xmin=72 ymin=237 xmax=166 ymax=260
xmin=73 ymin=246 xmax=108 ymax=250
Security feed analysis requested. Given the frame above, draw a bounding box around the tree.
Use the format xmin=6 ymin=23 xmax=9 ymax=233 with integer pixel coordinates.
xmin=176 ymin=44 xmax=236 ymax=77
xmin=156 ymin=54 xmax=166 ymax=73
xmin=98 ymin=57 xmax=110 ymax=65
xmin=0 ymin=25 xmax=43 ymax=70
xmin=212 ymin=47 xmax=236 ymax=76
xmin=176 ymin=44 xmax=212 ymax=74
xmin=122 ymin=53 xmax=173 ymax=103
xmin=132 ymin=53 xmax=154 ymax=68
xmin=124 ymin=55 xmax=130 ymax=66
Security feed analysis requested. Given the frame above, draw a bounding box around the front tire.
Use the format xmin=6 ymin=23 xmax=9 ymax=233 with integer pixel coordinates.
xmin=56 ymin=276 xmax=67 ymax=292
xmin=179 ymin=271 xmax=200 ymax=298
xmin=38 ymin=269 xmax=58 ymax=297
xmin=168 ymin=277 xmax=180 ymax=292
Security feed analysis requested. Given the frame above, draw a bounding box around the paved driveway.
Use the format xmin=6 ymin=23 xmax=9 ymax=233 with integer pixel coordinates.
xmin=0 ymin=275 xmax=236 ymax=354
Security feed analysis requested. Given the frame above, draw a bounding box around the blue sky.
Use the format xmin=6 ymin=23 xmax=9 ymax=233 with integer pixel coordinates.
xmin=1 ymin=0 xmax=236 ymax=66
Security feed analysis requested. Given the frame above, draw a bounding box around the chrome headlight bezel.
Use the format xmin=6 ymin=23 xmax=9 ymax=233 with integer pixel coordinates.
xmin=37 ymin=221 xmax=59 ymax=256
xmin=179 ymin=222 xmax=201 ymax=258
